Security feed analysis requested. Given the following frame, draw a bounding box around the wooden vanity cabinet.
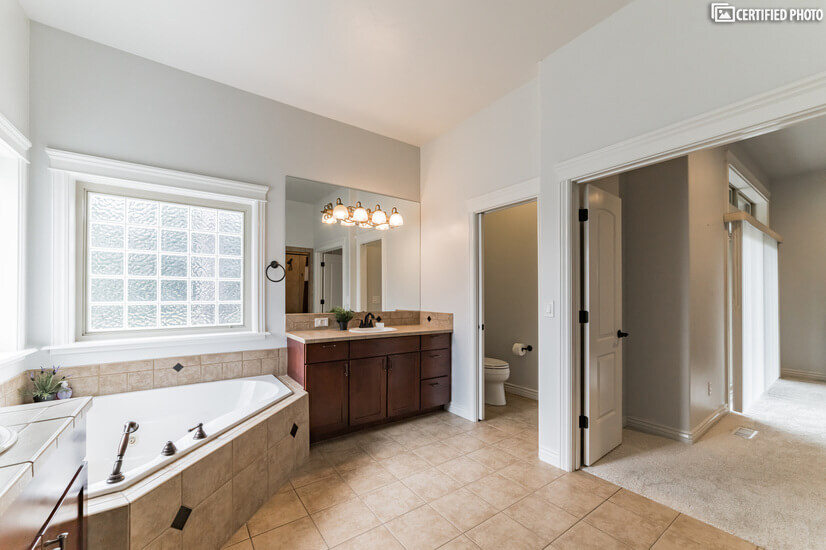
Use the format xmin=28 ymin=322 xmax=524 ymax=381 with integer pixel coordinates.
xmin=349 ymin=356 xmax=387 ymax=426
xmin=289 ymin=332 xmax=451 ymax=442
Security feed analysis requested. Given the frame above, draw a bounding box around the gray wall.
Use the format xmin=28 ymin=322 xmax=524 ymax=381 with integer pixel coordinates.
xmin=620 ymin=151 xmax=729 ymax=434
xmin=483 ymin=201 xmax=538 ymax=395
xmin=27 ymin=23 xmax=420 ymax=350
xmin=621 ymin=158 xmax=691 ymax=432
xmin=772 ymin=169 xmax=826 ymax=381
xmin=686 ymin=148 xmax=728 ymax=428
xmin=0 ymin=0 xmax=29 ymax=135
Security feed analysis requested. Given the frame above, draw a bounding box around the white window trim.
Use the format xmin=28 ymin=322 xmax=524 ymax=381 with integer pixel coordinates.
xmin=0 ymin=112 xmax=30 ymax=357
xmin=47 ymin=149 xmax=269 ymax=353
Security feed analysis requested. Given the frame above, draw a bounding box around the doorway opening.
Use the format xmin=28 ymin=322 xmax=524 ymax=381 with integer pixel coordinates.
xmin=358 ymin=238 xmax=384 ymax=311
xmin=285 ymin=247 xmax=313 ymax=313
xmin=476 ymin=200 xmax=538 ymax=425
xmin=570 ymin=113 xmax=826 ymax=548
xmin=318 ymin=247 xmax=343 ymax=313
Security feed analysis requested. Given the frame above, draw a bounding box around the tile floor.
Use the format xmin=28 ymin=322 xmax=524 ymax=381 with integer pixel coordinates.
xmin=221 ymin=394 xmax=757 ymax=549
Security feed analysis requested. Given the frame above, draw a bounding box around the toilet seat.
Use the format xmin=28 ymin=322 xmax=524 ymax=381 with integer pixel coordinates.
xmin=484 ymin=357 xmax=509 ymax=369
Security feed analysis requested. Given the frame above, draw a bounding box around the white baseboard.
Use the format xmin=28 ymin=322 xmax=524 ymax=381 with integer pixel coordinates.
xmin=504 ymin=382 xmax=538 ymax=400
xmin=690 ymin=404 xmax=729 ymax=442
xmin=625 ymin=404 xmax=728 ymax=444
xmin=782 ymin=368 xmax=826 ymax=382
xmin=538 ymin=445 xmax=562 ymax=469
xmin=446 ymin=402 xmax=475 ymax=422
xmin=625 ymin=416 xmax=691 ymax=443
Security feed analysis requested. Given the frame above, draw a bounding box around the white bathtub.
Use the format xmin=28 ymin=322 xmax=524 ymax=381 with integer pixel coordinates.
xmin=86 ymin=375 xmax=292 ymax=498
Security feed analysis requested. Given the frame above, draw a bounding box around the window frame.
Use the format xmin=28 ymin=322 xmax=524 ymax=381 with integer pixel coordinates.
xmin=75 ymin=182 xmax=253 ymax=340
xmin=47 ymin=149 xmax=269 ymax=353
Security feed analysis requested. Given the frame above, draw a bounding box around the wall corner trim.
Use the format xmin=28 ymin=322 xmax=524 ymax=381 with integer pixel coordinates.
xmin=445 ymin=402 xmax=474 ymax=422
xmin=689 ymin=404 xmax=729 ymax=443
xmin=625 ymin=404 xmax=729 ymax=445
xmin=503 ymin=382 xmax=538 ymax=401
xmin=538 ymin=445 xmax=562 ymax=470
xmin=0 ymin=112 xmax=31 ymax=162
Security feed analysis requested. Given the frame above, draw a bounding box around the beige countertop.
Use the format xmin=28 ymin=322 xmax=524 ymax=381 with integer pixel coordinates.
xmin=0 ymin=397 xmax=92 ymax=517
xmin=287 ymin=324 xmax=452 ymax=344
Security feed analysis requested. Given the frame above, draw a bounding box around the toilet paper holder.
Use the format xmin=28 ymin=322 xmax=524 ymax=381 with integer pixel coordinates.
xmin=521 ymin=345 xmax=533 ymax=352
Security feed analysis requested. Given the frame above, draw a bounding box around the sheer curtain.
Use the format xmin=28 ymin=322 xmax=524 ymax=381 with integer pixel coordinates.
xmin=730 ymin=220 xmax=780 ymax=413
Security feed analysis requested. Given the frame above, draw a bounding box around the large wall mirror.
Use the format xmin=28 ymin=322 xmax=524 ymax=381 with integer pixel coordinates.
xmin=285 ymin=177 xmax=421 ymax=313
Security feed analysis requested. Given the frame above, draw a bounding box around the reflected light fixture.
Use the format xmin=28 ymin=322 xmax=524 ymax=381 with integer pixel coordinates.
xmin=332 ymin=198 xmax=349 ymax=220
xmin=353 ymin=202 xmax=369 ymax=223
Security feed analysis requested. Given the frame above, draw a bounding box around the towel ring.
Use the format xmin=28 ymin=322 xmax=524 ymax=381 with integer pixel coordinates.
xmin=266 ymin=260 xmax=286 ymax=283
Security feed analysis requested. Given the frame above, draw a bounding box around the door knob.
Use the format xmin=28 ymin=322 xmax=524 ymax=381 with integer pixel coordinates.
xmin=617 ymin=330 xmax=629 ymax=338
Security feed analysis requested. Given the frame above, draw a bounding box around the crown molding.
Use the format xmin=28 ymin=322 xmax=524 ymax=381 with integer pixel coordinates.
xmin=555 ymin=71 xmax=826 ymax=182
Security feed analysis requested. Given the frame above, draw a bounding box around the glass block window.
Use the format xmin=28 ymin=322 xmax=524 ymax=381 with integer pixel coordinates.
xmin=86 ymin=192 xmax=245 ymax=332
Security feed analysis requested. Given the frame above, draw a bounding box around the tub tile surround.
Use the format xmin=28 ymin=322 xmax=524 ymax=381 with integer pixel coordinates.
xmin=30 ymin=348 xmax=288 ymax=400
xmin=87 ymin=376 xmax=309 ymax=550
xmin=286 ymin=310 xmax=453 ymax=331
xmin=221 ymin=394 xmax=758 ymax=550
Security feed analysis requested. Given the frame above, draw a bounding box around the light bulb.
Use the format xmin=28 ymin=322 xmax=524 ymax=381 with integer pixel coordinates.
xmin=322 ymin=213 xmax=336 ymax=224
xmin=371 ymin=205 xmax=387 ymax=225
xmin=353 ymin=202 xmax=369 ymax=223
xmin=332 ymin=198 xmax=349 ymax=220
xmin=389 ymin=207 xmax=403 ymax=227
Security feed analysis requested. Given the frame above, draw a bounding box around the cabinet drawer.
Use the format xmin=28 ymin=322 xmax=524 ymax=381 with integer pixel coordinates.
xmin=350 ymin=336 xmax=419 ymax=359
xmin=420 ymin=376 xmax=450 ymax=409
xmin=421 ymin=333 xmax=451 ymax=351
xmin=306 ymin=341 xmax=349 ymax=363
xmin=420 ymin=349 xmax=450 ymax=379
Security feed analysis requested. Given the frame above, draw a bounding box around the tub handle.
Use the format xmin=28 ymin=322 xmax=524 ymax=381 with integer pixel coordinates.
xmin=189 ymin=423 xmax=208 ymax=440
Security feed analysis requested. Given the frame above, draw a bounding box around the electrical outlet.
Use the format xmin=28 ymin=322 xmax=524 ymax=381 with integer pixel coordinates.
xmin=707 ymin=382 xmax=712 ymax=396
xmin=314 ymin=318 xmax=329 ymax=328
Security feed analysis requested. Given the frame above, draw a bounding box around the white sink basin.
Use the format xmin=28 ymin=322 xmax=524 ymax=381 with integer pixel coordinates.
xmin=349 ymin=327 xmax=398 ymax=334
xmin=0 ymin=425 xmax=18 ymax=455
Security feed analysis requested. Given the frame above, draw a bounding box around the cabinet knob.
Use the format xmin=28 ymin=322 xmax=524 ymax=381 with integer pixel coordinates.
xmin=44 ymin=533 xmax=69 ymax=549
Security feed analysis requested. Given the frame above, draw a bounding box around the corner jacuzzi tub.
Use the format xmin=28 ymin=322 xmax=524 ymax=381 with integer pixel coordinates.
xmin=86 ymin=375 xmax=292 ymax=498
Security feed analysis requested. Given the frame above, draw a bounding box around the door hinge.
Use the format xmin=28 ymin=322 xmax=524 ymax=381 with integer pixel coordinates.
xmin=320 ymin=261 xmax=325 ymax=267
xmin=320 ymin=299 xmax=325 ymax=305
xmin=578 ymin=208 xmax=589 ymax=222
xmin=579 ymin=415 xmax=589 ymax=429
xmin=579 ymin=310 xmax=589 ymax=324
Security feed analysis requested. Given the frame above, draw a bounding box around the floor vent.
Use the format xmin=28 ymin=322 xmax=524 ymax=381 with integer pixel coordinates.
xmin=733 ymin=427 xmax=758 ymax=439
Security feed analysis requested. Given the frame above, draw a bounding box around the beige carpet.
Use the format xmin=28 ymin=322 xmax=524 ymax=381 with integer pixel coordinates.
xmin=585 ymin=378 xmax=826 ymax=550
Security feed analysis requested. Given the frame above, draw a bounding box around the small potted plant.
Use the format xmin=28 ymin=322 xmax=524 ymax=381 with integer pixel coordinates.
xmin=331 ymin=307 xmax=355 ymax=331
xmin=28 ymin=367 xmax=69 ymax=402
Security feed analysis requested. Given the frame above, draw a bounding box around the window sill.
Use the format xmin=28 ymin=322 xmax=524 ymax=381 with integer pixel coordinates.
xmin=43 ymin=331 xmax=271 ymax=356
xmin=0 ymin=348 xmax=39 ymax=370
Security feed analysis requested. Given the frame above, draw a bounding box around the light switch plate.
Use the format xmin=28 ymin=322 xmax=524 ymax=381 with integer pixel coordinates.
xmin=315 ymin=318 xmax=329 ymax=327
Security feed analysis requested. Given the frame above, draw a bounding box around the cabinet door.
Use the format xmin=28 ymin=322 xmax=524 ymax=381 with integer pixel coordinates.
xmin=307 ymin=360 xmax=349 ymax=439
xmin=349 ymin=357 xmax=387 ymax=425
xmin=41 ymin=463 xmax=86 ymax=550
xmin=387 ymin=352 xmax=420 ymax=418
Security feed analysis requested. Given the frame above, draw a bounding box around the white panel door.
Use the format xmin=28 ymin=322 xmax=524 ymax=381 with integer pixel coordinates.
xmin=322 ymin=252 xmax=343 ymax=311
xmin=584 ymin=185 xmax=623 ymax=466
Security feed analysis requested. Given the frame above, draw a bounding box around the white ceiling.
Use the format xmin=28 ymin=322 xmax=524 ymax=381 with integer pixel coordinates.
xmin=19 ymin=0 xmax=630 ymax=145
xmin=735 ymin=114 xmax=826 ymax=182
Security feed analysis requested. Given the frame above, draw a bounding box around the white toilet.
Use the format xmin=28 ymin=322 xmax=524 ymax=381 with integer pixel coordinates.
xmin=484 ymin=357 xmax=510 ymax=406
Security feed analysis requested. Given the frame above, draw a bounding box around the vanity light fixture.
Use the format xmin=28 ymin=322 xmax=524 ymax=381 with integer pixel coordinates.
xmin=389 ymin=207 xmax=404 ymax=227
xmin=371 ymin=205 xmax=387 ymax=225
xmin=320 ymin=199 xmax=402 ymax=230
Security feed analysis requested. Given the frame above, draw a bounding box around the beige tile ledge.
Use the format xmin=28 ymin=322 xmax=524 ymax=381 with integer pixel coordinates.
xmin=0 ymin=397 xmax=92 ymax=518
xmin=287 ymin=324 xmax=453 ymax=344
